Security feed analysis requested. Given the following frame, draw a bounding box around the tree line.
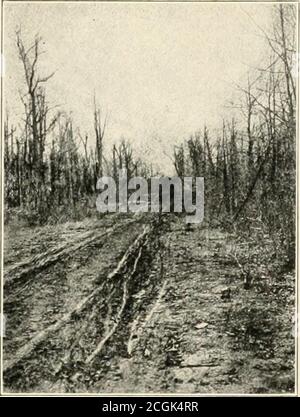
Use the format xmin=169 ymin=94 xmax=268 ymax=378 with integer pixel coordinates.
xmin=4 ymin=31 xmax=154 ymax=224
xmin=173 ymin=5 xmax=296 ymax=266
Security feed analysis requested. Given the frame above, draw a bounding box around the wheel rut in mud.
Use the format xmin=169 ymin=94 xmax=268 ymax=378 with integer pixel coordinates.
xmin=3 ymin=215 xmax=170 ymax=392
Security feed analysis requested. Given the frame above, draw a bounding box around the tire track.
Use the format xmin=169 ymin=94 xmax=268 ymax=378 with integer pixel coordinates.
xmin=3 ymin=216 xmax=146 ymax=365
xmin=3 ymin=216 xmax=165 ymax=392
xmin=4 ymin=216 xmax=137 ymax=289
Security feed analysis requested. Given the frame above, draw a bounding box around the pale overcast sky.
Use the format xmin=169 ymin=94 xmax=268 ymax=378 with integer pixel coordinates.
xmin=4 ymin=2 xmax=276 ymax=173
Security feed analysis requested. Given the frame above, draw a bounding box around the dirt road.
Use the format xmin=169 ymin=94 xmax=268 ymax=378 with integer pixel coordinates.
xmin=3 ymin=214 xmax=295 ymax=393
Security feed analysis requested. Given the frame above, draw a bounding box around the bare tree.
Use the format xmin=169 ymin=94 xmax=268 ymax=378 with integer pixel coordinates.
xmin=93 ymin=95 xmax=107 ymax=178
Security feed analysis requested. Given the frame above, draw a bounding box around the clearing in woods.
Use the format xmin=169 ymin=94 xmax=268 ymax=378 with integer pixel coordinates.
xmin=3 ymin=214 xmax=295 ymax=394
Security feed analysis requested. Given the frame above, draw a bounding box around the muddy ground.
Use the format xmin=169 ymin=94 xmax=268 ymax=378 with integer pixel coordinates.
xmin=3 ymin=214 xmax=295 ymax=394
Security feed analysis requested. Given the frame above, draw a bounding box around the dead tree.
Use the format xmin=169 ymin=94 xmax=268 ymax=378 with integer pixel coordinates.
xmin=93 ymin=96 xmax=107 ymax=179
xmin=16 ymin=31 xmax=58 ymax=217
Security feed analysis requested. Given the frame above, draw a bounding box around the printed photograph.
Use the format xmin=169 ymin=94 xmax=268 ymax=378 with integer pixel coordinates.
xmin=1 ymin=1 xmax=297 ymax=394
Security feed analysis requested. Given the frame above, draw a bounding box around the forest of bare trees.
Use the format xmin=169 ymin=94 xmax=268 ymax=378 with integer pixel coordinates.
xmin=4 ymin=31 xmax=154 ymax=225
xmin=4 ymin=5 xmax=295 ymax=266
xmin=172 ymin=4 xmax=296 ymax=268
